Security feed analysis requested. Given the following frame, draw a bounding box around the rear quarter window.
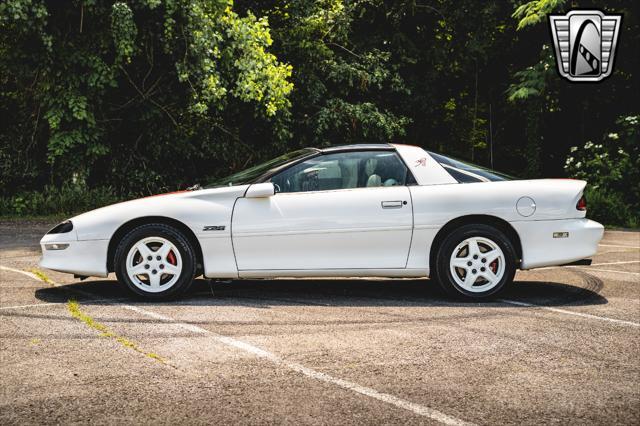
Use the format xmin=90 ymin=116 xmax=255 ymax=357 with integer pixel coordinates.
xmin=428 ymin=151 xmax=515 ymax=183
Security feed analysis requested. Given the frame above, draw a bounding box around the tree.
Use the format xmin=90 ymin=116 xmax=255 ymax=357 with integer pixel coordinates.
xmin=0 ymin=0 xmax=292 ymax=194
xmin=507 ymin=0 xmax=640 ymax=176
xmin=1 ymin=0 xmax=638 ymax=224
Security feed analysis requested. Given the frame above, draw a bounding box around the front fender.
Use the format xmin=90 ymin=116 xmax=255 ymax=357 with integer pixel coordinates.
xmin=56 ymin=186 xmax=248 ymax=278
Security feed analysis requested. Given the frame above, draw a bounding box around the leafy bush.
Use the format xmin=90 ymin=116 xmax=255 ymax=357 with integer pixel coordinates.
xmin=0 ymin=184 xmax=122 ymax=217
xmin=584 ymin=187 xmax=638 ymax=228
xmin=565 ymin=115 xmax=640 ymax=228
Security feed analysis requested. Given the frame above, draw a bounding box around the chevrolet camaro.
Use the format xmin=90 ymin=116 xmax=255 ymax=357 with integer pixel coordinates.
xmin=39 ymin=144 xmax=604 ymax=300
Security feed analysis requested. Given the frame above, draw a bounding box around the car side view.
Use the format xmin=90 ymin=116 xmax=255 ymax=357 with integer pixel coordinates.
xmin=39 ymin=144 xmax=604 ymax=300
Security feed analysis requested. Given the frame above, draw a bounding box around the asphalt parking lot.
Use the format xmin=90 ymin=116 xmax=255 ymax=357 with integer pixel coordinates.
xmin=1 ymin=221 xmax=638 ymax=425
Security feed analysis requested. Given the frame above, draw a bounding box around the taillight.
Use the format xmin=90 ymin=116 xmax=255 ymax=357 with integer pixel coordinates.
xmin=576 ymin=195 xmax=587 ymax=211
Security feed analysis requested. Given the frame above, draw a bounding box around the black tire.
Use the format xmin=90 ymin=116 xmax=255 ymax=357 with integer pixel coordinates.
xmin=114 ymin=223 xmax=196 ymax=299
xmin=434 ymin=224 xmax=517 ymax=300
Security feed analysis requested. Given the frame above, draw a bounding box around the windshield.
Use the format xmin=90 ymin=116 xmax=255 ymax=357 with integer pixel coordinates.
xmin=428 ymin=151 xmax=515 ymax=182
xmin=205 ymin=148 xmax=317 ymax=188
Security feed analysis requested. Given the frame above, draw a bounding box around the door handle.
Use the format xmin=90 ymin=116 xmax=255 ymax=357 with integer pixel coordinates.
xmin=381 ymin=200 xmax=404 ymax=209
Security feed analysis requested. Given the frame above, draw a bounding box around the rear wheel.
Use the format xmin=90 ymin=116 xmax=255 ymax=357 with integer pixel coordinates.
xmin=115 ymin=224 xmax=196 ymax=299
xmin=434 ymin=224 xmax=516 ymax=300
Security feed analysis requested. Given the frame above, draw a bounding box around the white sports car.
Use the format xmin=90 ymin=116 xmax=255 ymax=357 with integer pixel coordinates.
xmin=40 ymin=144 xmax=604 ymax=300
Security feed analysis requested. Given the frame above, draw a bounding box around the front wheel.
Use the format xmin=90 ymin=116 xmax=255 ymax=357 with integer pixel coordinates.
xmin=114 ymin=224 xmax=196 ymax=299
xmin=434 ymin=224 xmax=517 ymax=300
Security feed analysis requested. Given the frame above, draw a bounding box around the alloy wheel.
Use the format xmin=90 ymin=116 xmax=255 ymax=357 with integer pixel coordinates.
xmin=125 ymin=237 xmax=183 ymax=293
xmin=449 ymin=236 xmax=506 ymax=293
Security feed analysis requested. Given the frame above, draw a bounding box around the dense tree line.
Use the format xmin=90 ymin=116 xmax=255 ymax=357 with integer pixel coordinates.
xmin=0 ymin=1 xmax=638 ymax=223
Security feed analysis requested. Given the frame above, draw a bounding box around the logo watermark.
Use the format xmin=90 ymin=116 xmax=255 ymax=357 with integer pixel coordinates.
xmin=549 ymin=10 xmax=622 ymax=82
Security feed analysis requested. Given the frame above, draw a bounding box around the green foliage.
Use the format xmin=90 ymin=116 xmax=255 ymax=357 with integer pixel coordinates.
xmin=261 ymin=0 xmax=411 ymax=147
xmin=504 ymin=0 xmax=638 ymax=180
xmin=111 ymin=2 xmax=137 ymax=64
xmin=564 ymin=115 xmax=640 ymax=227
xmin=179 ymin=1 xmax=293 ymax=116
xmin=0 ymin=184 xmax=120 ymax=216
xmin=0 ymin=0 xmax=292 ymax=193
xmin=0 ymin=0 xmax=638 ymax=223
xmin=583 ymin=187 xmax=638 ymax=228
xmin=315 ymin=99 xmax=409 ymax=142
xmin=507 ymin=54 xmax=551 ymax=102
xmin=513 ymin=0 xmax=566 ymax=30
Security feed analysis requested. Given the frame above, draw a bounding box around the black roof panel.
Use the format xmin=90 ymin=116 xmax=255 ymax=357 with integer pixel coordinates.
xmin=317 ymin=143 xmax=394 ymax=153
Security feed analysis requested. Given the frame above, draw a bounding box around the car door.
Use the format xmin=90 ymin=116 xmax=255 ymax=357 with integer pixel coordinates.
xmin=231 ymin=150 xmax=414 ymax=271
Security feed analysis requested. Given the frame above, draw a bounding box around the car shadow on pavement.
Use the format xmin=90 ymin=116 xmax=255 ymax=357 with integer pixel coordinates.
xmin=34 ymin=275 xmax=607 ymax=308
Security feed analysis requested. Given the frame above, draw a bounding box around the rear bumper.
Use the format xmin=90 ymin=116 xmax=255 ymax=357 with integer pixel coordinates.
xmin=512 ymin=218 xmax=604 ymax=270
xmin=39 ymin=232 xmax=109 ymax=277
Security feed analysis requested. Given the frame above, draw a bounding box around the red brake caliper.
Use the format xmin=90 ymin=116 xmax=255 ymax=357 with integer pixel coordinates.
xmin=489 ymin=260 xmax=498 ymax=273
xmin=167 ymin=250 xmax=177 ymax=265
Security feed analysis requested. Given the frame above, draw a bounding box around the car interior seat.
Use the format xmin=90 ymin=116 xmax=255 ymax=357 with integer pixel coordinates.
xmin=365 ymin=158 xmax=381 ymax=187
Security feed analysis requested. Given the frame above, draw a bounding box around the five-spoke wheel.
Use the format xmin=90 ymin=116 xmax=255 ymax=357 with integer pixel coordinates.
xmin=115 ymin=224 xmax=196 ymax=299
xmin=449 ymin=236 xmax=505 ymax=293
xmin=125 ymin=237 xmax=183 ymax=293
xmin=435 ymin=224 xmax=516 ymax=300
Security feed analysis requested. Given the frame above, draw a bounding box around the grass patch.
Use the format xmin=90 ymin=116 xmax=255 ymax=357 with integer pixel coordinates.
xmin=67 ymin=300 xmax=166 ymax=364
xmin=29 ymin=268 xmax=55 ymax=286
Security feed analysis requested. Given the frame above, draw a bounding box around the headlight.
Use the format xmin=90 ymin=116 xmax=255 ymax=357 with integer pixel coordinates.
xmin=47 ymin=220 xmax=73 ymax=234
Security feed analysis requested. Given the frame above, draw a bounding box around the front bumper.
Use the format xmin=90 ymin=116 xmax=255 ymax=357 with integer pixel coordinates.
xmin=512 ymin=218 xmax=604 ymax=270
xmin=39 ymin=231 xmax=109 ymax=277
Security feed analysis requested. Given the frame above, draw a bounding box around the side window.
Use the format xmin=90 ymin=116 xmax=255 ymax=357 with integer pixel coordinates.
xmin=441 ymin=165 xmax=484 ymax=183
xmin=271 ymin=151 xmax=410 ymax=193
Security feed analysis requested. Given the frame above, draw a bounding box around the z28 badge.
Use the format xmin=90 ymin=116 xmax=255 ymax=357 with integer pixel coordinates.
xmin=203 ymin=225 xmax=226 ymax=231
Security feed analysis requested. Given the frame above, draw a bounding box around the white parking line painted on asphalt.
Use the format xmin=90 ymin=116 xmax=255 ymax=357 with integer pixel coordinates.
xmin=0 ymin=265 xmax=129 ymax=306
xmin=499 ymin=299 xmax=640 ymax=327
xmin=580 ymin=268 xmax=639 ymax=276
xmin=523 ymin=262 xmax=640 ymax=275
xmin=3 ymin=263 xmax=475 ymax=425
xmin=589 ymin=261 xmax=640 ymax=267
xmin=0 ymin=298 xmax=130 ymax=311
xmin=0 ymin=265 xmax=45 ymax=282
xmin=124 ymin=304 xmax=476 ymax=426
xmin=0 ymin=302 xmax=61 ymax=310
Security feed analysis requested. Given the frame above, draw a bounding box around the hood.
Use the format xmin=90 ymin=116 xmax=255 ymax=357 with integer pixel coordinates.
xmin=68 ymin=184 xmax=250 ymax=241
xmin=75 ymin=185 xmax=249 ymax=219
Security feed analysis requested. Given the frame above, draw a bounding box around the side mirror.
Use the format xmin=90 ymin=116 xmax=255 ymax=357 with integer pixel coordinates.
xmin=245 ymin=182 xmax=275 ymax=198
